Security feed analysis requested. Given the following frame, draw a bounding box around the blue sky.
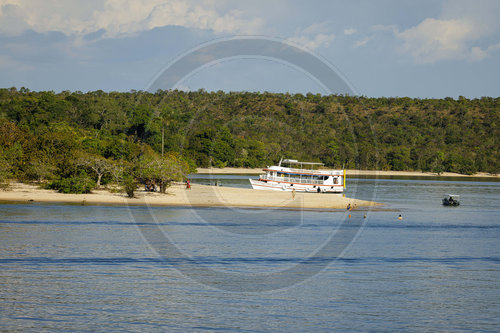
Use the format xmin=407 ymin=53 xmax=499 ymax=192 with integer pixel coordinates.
xmin=0 ymin=0 xmax=499 ymax=97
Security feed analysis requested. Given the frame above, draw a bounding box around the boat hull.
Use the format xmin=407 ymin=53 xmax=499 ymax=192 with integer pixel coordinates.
xmin=249 ymin=179 xmax=344 ymax=193
xmin=442 ymin=199 xmax=460 ymax=206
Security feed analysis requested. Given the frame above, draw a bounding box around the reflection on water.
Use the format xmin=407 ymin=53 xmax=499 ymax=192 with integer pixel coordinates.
xmin=0 ymin=176 xmax=499 ymax=331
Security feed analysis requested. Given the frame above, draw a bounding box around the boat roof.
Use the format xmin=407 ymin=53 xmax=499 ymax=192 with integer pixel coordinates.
xmin=264 ymin=166 xmax=344 ymax=176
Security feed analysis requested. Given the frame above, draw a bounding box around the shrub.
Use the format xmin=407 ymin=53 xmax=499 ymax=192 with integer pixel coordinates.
xmin=47 ymin=173 xmax=95 ymax=194
xmin=122 ymin=176 xmax=137 ymax=198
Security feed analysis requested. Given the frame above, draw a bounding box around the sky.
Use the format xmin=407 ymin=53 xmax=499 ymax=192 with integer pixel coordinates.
xmin=0 ymin=0 xmax=499 ymax=98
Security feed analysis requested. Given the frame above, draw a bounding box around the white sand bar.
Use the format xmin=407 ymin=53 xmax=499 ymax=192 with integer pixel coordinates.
xmin=0 ymin=183 xmax=377 ymax=210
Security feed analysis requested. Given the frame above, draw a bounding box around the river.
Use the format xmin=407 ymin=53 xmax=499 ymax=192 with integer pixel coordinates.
xmin=0 ymin=175 xmax=499 ymax=331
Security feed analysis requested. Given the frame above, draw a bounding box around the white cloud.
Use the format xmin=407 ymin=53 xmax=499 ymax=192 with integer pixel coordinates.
xmin=469 ymin=46 xmax=487 ymax=61
xmin=287 ymin=22 xmax=335 ymax=50
xmin=440 ymin=0 xmax=500 ymax=35
xmin=288 ymin=33 xmax=335 ymax=50
xmin=343 ymin=28 xmax=356 ymax=35
xmin=0 ymin=0 xmax=264 ymax=37
xmin=354 ymin=37 xmax=371 ymax=48
xmin=0 ymin=0 xmax=102 ymax=36
xmin=397 ymin=18 xmax=486 ymax=63
xmin=0 ymin=1 xmax=29 ymax=35
xmin=300 ymin=22 xmax=331 ymax=35
xmin=392 ymin=1 xmax=500 ymax=64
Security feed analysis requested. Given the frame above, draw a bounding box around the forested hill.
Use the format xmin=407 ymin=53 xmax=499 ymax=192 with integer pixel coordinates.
xmin=1 ymin=88 xmax=499 ymax=180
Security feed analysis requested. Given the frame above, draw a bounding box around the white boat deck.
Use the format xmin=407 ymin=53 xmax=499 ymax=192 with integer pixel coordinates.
xmin=260 ymin=174 xmax=326 ymax=185
xmin=251 ymin=159 xmax=345 ymax=192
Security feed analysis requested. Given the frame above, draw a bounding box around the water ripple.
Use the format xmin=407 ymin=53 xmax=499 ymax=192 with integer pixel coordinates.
xmin=1 ymin=219 xmax=499 ymax=230
xmin=1 ymin=256 xmax=498 ymax=266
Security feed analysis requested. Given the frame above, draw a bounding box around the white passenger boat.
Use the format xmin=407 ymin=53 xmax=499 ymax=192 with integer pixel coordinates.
xmin=249 ymin=159 xmax=345 ymax=193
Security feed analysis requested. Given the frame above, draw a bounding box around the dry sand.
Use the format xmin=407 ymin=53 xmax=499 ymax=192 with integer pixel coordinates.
xmin=0 ymin=182 xmax=377 ymax=210
xmin=196 ymin=167 xmax=499 ymax=178
xmin=2 ymin=167 xmax=495 ymax=209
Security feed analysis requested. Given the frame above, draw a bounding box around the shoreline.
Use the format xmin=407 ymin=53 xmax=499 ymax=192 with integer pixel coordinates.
xmin=0 ymin=182 xmax=379 ymax=210
xmin=195 ymin=167 xmax=499 ymax=178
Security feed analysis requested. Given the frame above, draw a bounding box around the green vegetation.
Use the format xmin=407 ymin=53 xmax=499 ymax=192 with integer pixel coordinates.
xmin=122 ymin=176 xmax=137 ymax=198
xmin=0 ymin=88 xmax=498 ymax=192
xmin=45 ymin=172 xmax=95 ymax=194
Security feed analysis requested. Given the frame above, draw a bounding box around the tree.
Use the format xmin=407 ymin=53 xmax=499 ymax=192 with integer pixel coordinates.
xmin=0 ymin=152 xmax=11 ymax=189
xmin=188 ymin=127 xmax=235 ymax=167
xmin=1 ymin=89 xmax=498 ymax=176
xmin=24 ymin=156 xmax=56 ymax=183
xmin=135 ymin=153 xmax=188 ymax=193
xmin=76 ymin=153 xmax=112 ymax=188
xmin=108 ymin=160 xmax=131 ymax=185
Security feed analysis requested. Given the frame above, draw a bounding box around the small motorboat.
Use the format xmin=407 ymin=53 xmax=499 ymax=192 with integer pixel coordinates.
xmin=442 ymin=194 xmax=460 ymax=206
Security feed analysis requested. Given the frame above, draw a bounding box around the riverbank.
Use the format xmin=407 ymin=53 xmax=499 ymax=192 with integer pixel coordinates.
xmin=0 ymin=182 xmax=378 ymax=210
xmin=196 ymin=167 xmax=499 ymax=178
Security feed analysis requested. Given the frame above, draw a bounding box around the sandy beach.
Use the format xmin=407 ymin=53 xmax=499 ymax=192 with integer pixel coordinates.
xmin=0 ymin=182 xmax=377 ymax=210
xmin=1 ymin=168 xmax=496 ymax=209
xmin=196 ymin=167 xmax=499 ymax=178
xmin=2 ymin=166 xmax=494 ymax=209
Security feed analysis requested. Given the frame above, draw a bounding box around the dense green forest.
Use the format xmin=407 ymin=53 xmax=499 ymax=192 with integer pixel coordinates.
xmin=0 ymin=88 xmax=498 ymax=192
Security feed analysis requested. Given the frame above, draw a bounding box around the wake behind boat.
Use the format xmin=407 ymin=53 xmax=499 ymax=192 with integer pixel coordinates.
xmin=249 ymin=158 xmax=345 ymax=193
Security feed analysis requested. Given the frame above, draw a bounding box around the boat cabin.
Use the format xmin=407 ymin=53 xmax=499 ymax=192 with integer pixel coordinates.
xmin=249 ymin=158 xmax=345 ymax=193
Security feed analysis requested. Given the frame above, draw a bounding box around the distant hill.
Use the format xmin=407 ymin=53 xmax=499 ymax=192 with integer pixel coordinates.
xmin=1 ymin=88 xmax=498 ymax=181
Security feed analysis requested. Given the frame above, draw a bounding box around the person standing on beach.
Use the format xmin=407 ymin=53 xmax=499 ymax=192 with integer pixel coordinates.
xmin=292 ymin=188 xmax=296 ymax=199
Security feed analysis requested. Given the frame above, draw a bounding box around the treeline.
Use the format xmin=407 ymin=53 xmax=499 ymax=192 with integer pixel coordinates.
xmin=0 ymin=88 xmax=498 ymax=190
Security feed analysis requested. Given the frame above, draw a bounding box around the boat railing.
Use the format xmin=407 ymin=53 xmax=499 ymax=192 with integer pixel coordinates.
xmin=260 ymin=174 xmax=325 ymax=185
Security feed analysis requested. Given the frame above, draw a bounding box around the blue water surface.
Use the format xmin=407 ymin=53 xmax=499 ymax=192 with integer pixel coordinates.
xmin=0 ymin=176 xmax=499 ymax=332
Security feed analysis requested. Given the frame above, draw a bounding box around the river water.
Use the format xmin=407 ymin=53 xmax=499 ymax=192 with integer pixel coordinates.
xmin=0 ymin=176 xmax=499 ymax=332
